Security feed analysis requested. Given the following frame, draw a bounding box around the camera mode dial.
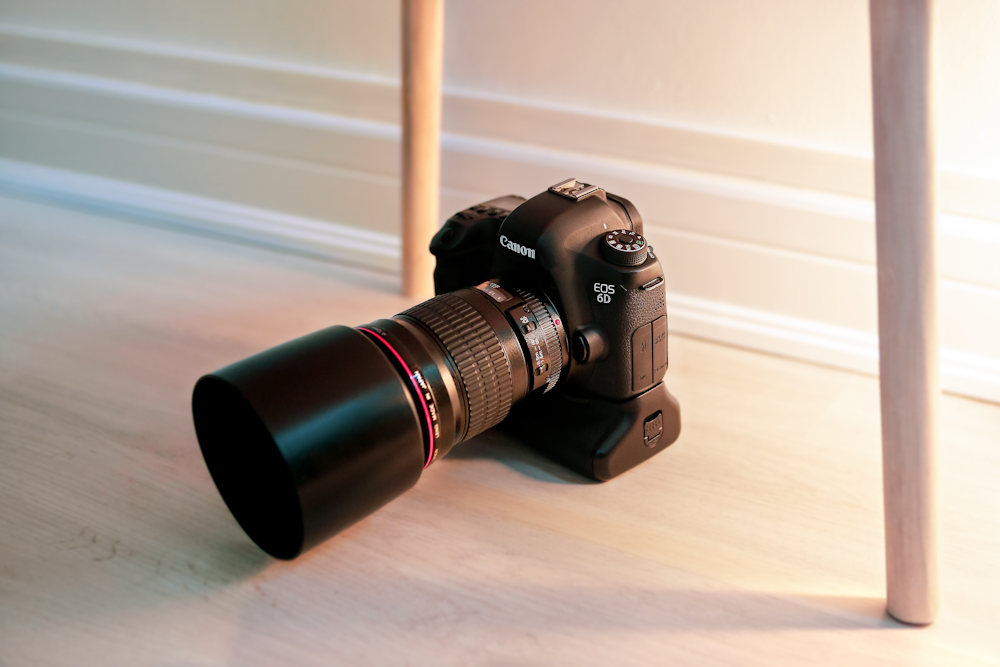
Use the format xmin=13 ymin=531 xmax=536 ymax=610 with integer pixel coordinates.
xmin=601 ymin=229 xmax=649 ymax=266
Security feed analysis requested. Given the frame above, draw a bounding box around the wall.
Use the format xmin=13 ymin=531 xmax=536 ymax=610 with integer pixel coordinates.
xmin=1 ymin=0 xmax=999 ymax=401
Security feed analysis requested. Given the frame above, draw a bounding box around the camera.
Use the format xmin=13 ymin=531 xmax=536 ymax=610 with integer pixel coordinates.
xmin=192 ymin=179 xmax=681 ymax=559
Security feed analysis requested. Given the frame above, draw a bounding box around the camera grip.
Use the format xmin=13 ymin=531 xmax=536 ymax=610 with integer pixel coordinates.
xmin=503 ymin=382 xmax=680 ymax=481
xmin=583 ymin=268 xmax=668 ymax=400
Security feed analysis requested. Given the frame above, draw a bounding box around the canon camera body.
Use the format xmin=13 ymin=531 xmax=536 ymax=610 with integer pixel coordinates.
xmin=430 ymin=179 xmax=681 ymax=480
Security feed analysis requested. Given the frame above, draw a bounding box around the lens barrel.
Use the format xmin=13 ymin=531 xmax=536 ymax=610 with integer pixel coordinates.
xmin=192 ymin=282 xmax=564 ymax=558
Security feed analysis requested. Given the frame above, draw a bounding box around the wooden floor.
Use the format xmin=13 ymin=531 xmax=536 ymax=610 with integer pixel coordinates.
xmin=1 ymin=194 xmax=998 ymax=666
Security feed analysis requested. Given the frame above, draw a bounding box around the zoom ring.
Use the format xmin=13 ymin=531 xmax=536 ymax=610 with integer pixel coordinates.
xmin=513 ymin=289 xmax=565 ymax=394
xmin=402 ymin=294 xmax=514 ymax=441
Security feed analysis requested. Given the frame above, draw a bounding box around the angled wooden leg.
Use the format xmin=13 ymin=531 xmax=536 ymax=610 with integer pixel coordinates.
xmin=869 ymin=0 xmax=940 ymax=625
xmin=401 ymin=0 xmax=444 ymax=299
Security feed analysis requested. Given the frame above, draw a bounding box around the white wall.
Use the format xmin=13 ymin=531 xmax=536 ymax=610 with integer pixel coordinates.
xmin=1 ymin=0 xmax=999 ymax=401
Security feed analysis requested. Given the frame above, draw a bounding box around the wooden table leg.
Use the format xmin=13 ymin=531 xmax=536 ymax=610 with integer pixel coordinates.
xmin=869 ymin=0 xmax=940 ymax=626
xmin=401 ymin=0 xmax=444 ymax=299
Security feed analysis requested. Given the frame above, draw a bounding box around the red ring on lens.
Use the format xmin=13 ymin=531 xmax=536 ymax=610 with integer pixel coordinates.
xmin=358 ymin=328 xmax=435 ymax=468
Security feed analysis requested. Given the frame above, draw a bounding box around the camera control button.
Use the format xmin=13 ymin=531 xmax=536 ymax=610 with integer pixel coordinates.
xmin=640 ymin=276 xmax=664 ymax=291
xmin=571 ymin=326 xmax=606 ymax=364
xmin=631 ymin=323 xmax=653 ymax=391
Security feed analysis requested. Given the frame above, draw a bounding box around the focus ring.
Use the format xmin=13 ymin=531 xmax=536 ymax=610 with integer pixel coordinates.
xmin=402 ymin=294 xmax=514 ymax=441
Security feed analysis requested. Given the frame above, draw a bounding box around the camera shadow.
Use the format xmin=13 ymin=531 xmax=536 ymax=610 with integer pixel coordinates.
xmin=442 ymin=427 xmax=599 ymax=485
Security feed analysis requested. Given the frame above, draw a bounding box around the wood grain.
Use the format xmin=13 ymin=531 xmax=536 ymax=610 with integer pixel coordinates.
xmin=1 ymin=195 xmax=998 ymax=665
xmin=400 ymin=0 xmax=444 ymax=299
xmin=869 ymin=0 xmax=941 ymax=625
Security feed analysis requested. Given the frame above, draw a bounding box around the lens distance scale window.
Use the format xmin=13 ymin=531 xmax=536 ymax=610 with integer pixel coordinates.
xmin=473 ymin=280 xmax=565 ymax=395
xmin=509 ymin=289 xmax=564 ymax=394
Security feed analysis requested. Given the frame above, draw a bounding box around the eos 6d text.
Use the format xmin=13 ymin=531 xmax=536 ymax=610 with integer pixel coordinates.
xmin=594 ymin=283 xmax=615 ymax=303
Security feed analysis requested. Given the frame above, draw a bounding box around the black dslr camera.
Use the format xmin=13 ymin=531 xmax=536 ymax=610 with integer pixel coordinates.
xmin=192 ymin=179 xmax=681 ymax=559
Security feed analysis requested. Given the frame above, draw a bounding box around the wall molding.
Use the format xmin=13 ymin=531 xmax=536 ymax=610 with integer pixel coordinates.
xmin=1 ymin=26 xmax=999 ymax=403
xmin=666 ymin=291 xmax=1000 ymax=403
xmin=3 ymin=21 xmax=1000 ymax=221
xmin=0 ymin=22 xmax=402 ymax=86
xmin=2 ymin=156 xmax=997 ymax=403
xmin=0 ymin=62 xmax=400 ymax=140
xmin=0 ymin=158 xmax=402 ymax=273
xmin=1 ymin=54 xmax=998 ymax=289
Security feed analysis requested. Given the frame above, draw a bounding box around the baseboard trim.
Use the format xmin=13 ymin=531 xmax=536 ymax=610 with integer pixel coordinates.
xmin=3 ymin=60 xmax=998 ymax=289
xmin=0 ymin=62 xmax=401 ymax=140
xmin=667 ymin=292 xmax=1000 ymax=403
xmin=0 ymin=158 xmax=402 ymax=273
xmin=2 ymin=156 xmax=997 ymax=403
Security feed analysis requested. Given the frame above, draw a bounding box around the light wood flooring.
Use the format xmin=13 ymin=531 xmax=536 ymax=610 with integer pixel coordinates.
xmin=1 ymin=194 xmax=998 ymax=666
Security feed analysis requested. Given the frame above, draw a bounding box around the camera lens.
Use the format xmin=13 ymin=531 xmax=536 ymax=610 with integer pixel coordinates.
xmin=192 ymin=282 xmax=565 ymax=558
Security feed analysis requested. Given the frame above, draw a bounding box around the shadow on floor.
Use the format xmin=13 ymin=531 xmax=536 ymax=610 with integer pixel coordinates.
xmin=441 ymin=427 xmax=599 ymax=485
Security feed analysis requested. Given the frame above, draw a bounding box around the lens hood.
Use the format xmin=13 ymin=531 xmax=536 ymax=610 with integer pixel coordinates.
xmin=192 ymin=326 xmax=425 ymax=559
